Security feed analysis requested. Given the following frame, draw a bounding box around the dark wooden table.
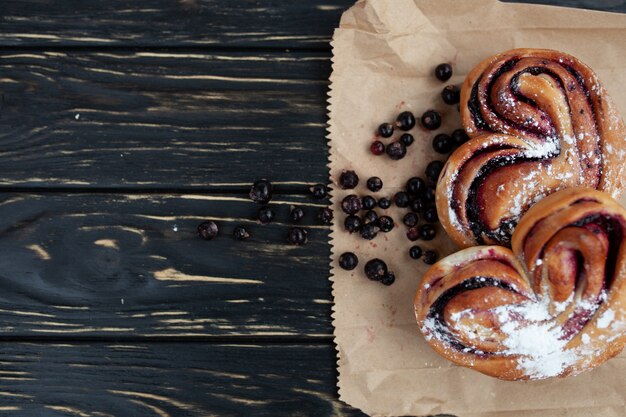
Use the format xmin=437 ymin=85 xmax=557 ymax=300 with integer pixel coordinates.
xmin=0 ymin=1 xmax=623 ymax=415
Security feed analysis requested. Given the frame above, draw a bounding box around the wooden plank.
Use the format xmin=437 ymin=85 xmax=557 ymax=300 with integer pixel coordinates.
xmin=0 ymin=192 xmax=336 ymax=338
xmin=0 ymin=342 xmax=366 ymax=416
xmin=0 ymin=0 xmax=353 ymax=49
xmin=0 ymin=50 xmax=331 ymax=189
xmin=0 ymin=1 xmax=622 ymax=50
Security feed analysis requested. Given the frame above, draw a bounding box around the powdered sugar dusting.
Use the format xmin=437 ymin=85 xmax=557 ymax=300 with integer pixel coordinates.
xmin=597 ymin=309 xmax=615 ymax=329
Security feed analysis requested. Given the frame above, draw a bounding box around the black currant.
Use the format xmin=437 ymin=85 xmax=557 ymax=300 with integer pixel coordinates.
xmin=409 ymin=245 xmax=423 ymax=259
xmin=421 ymin=110 xmax=442 ymax=130
xmin=381 ymin=272 xmax=396 ymax=286
xmin=400 ymin=133 xmax=414 ymax=147
xmin=424 ymin=207 xmax=438 ymax=223
xmin=360 ymin=223 xmax=380 ymax=240
xmin=287 ymin=227 xmax=308 ymax=246
xmin=451 ymin=128 xmax=470 ymax=147
xmin=339 ymin=252 xmax=358 ymax=271
xmin=432 ymin=133 xmax=453 ymax=154
xmin=377 ymin=216 xmax=394 ymax=232
xmin=406 ymin=177 xmax=426 ymax=195
xmin=363 ymin=210 xmax=378 ymax=224
xmin=233 ymin=225 xmax=250 ymax=241
xmin=364 ymin=259 xmax=387 ymax=281
xmin=318 ymin=207 xmax=333 ymax=225
xmin=290 ymin=206 xmax=305 ymax=222
xmin=394 ymin=191 xmax=410 ymax=208
xmin=362 ymin=195 xmax=376 ymax=210
xmin=258 ymin=206 xmax=275 ymax=224
xmin=403 ymin=212 xmax=419 ymax=227
xmin=423 ymin=250 xmax=438 ymax=265
xmin=341 ymin=194 xmax=362 ymax=214
xmin=367 ymin=177 xmax=383 ymax=192
xmin=395 ymin=111 xmax=416 ymax=131
xmin=419 ymin=224 xmax=437 ymax=240
xmin=344 ymin=215 xmax=362 ymax=233
xmin=378 ymin=197 xmax=391 ymax=209
xmin=434 ymin=63 xmax=453 ymax=82
xmin=426 ymin=161 xmax=445 ymax=183
xmin=339 ymin=170 xmax=359 ymax=189
xmin=197 ymin=221 xmax=219 ymax=240
xmin=378 ymin=123 xmax=394 ymax=138
xmin=310 ymin=183 xmax=328 ymax=199
xmin=249 ymin=179 xmax=273 ymax=204
xmin=441 ymin=85 xmax=460 ymax=105
xmin=386 ymin=141 xmax=407 ymax=160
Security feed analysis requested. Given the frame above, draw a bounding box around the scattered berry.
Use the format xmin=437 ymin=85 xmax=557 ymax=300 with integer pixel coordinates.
xmin=424 ymin=207 xmax=438 ymax=223
xmin=362 ymin=195 xmax=376 ymax=210
xmin=364 ymin=259 xmax=387 ymax=281
xmin=409 ymin=245 xmax=423 ymax=259
xmin=400 ymin=133 xmax=414 ymax=147
xmin=339 ymin=252 xmax=358 ymax=271
xmin=395 ymin=111 xmax=416 ymax=131
xmin=344 ymin=215 xmax=362 ymax=233
xmin=341 ymin=194 xmax=362 ymax=214
xmin=310 ymin=184 xmax=328 ymax=199
xmin=425 ymin=186 xmax=436 ymax=202
xmin=441 ymin=85 xmax=460 ymax=105
xmin=318 ymin=207 xmax=333 ymax=225
xmin=363 ymin=210 xmax=378 ymax=224
xmin=377 ymin=216 xmax=394 ymax=232
xmin=339 ymin=170 xmax=359 ymax=189
xmin=197 ymin=221 xmax=218 ymax=240
xmin=233 ymin=225 xmax=250 ymax=240
xmin=290 ymin=206 xmax=305 ymax=222
xmin=394 ymin=191 xmax=410 ymax=208
xmin=378 ymin=197 xmax=391 ymax=209
xmin=381 ymin=271 xmax=396 ymax=286
xmin=371 ymin=140 xmax=385 ymax=155
xmin=410 ymin=197 xmax=426 ymax=213
xmin=434 ymin=63 xmax=453 ymax=82
xmin=406 ymin=177 xmax=426 ymax=195
xmin=432 ymin=133 xmax=453 ymax=154
xmin=421 ymin=110 xmax=442 ymax=130
xmin=258 ymin=206 xmax=275 ymax=224
xmin=423 ymin=250 xmax=438 ymax=265
xmin=249 ymin=180 xmax=273 ymax=204
xmin=403 ymin=212 xmax=419 ymax=227
xmin=406 ymin=227 xmax=420 ymax=241
xmin=360 ymin=223 xmax=380 ymax=240
xmin=426 ymin=160 xmax=444 ymax=183
xmin=419 ymin=224 xmax=437 ymax=240
xmin=386 ymin=141 xmax=407 ymax=160
xmin=378 ymin=123 xmax=394 ymax=138
xmin=287 ymin=227 xmax=308 ymax=246
xmin=451 ymin=128 xmax=470 ymax=147
xmin=367 ymin=176 xmax=383 ymax=192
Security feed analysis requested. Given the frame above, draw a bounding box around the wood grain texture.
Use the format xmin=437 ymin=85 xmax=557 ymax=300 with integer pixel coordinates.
xmin=0 ymin=192 xmax=336 ymax=338
xmin=0 ymin=0 xmax=353 ymax=49
xmin=0 ymin=1 xmax=623 ymax=50
xmin=0 ymin=51 xmax=331 ymax=189
xmin=0 ymin=342 xmax=366 ymax=416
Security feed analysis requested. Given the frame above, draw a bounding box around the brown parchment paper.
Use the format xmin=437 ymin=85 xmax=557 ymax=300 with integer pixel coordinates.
xmin=327 ymin=1 xmax=626 ymax=416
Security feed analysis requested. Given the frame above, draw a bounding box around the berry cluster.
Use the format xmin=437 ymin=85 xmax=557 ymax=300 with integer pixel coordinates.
xmin=338 ymin=62 xmax=468 ymax=284
xmin=197 ymin=179 xmax=334 ymax=246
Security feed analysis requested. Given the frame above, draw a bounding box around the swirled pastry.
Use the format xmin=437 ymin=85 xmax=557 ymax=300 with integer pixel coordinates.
xmin=437 ymin=48 xmax=626 ymax=248
xmin=415 ymin=188 xmax=626 ymax=381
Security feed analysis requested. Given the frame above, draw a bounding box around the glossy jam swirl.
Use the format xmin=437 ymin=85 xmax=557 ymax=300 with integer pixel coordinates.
xmin=415 ymin=188 xmax=626 ymax=380
xmin=437 ymin=48 xmax=626 ymax=248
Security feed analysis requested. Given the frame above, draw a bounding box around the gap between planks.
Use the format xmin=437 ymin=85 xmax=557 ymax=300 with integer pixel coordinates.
xmin=0 ymin=334 xmax=335 ymax=344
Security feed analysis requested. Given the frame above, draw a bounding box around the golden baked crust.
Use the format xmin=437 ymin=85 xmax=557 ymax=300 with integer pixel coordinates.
xmin=437 ymin=48 xmax=626 ymax=248
xmin=415 ymin=188 xmax=626 ymax=380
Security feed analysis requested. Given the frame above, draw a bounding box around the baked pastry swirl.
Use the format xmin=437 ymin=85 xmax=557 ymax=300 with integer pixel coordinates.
xmin=415 ymin=188 xmax=626 ymax=380
xmin=437 ymin=48 xmax=626 ymax=248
